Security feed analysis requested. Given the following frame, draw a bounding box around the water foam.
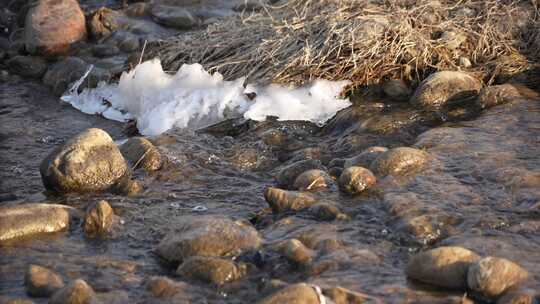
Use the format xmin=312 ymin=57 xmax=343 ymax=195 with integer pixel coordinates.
xmin=61 ymin=59 xmax=351 ymax=136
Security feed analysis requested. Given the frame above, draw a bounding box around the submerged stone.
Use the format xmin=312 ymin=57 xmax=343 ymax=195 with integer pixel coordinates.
xmin=467 ymin=257 xmax=529 ymax=299
xmin=343 ymin=146 xmax=388 ymax=169
xmin=25 ymin=264 xmax=64 ymax=297
xmin=120 ymin=137 xmax=162 ymax=172
xmin=276 ymin=159 xmax=325 ymax=189
xmin=156 ymin=216 xmax=261 ymax=263
xmin=84 ymin=200 xmax=115 ymax=237
xmin=279 ymin=239 xmax=316 ymax=266
xmin=371 ymin=147 xmax=428 ymax=176
xmin=0 ymin=203 xmax=71 ymax=243
xmin=264 ymin=187 xmax=317 ymax=213
xmin=338 ymin=166 xmax=376 ymax=194
xmin=49 ymin=279 xmax=96 ymax=304
xmin=257 ymin=283 xmax=320 ymax=304
xmin=405 ymin=246 xmax=480 ymax=289
xmin=293 ymin=169 xmax=333 ymax=191
xmin=176 ymin=256 xmax=246 ymax=285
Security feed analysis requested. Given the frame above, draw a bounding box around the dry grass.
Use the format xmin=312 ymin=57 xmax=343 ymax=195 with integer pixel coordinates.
xmin=148 ymin=0 xmax=540 ymax=90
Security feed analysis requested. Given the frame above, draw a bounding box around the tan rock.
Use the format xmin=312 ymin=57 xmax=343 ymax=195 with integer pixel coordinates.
xmin=176 ymin=256 xmax=246 ymax=285
xmin=264 ymin=187 xmax=317 ymax=213
xmin=84 ymin=200 xmax=114 ymax=237
xmin=257 ymin=283 xmax=320 ymax=304
xmin=338 ymin=166 xmax=376 ymax=194
xmin=120 ymin=137 xmax=162 ymax=171
xmin=25 ymin=265 xmax=64 ymax=297
xmin=405 ymin=246 xmax=480 ymax=289
xmin=293 ymin=170 xmax=332 ymax=191
xmin=467 ymin=257 xmax=529 ymax=298
xmin=371 ymin=147 xmax=428 ymax=176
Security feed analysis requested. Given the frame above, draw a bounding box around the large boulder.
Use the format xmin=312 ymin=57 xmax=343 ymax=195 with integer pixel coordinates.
xmin=156 ymin=216 xmax=262 ymax=263
xmin=410 ymin=71 xmax=482 ymax=109
xmin=24 ymin=0 xmax=86 ymax=56
xmin=405 ymin=246 xmax=480 ymax=289
xmin=40 ymin=128 xmax=129 ymax=194
xmin=0 ymin=203 xmax=72 ymax=243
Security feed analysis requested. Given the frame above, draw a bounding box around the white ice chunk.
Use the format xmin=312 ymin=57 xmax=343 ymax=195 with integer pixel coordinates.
xmin=61 ymin=59 xmax=351 ymax=136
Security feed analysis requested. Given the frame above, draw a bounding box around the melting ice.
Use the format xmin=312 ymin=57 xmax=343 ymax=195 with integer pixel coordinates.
xmin=61 ymin=59 xmax=351 ymax=136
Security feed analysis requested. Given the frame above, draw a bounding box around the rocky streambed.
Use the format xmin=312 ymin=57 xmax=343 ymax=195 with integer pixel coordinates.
xmin=1 ymin=0 xmax=540 ymax=304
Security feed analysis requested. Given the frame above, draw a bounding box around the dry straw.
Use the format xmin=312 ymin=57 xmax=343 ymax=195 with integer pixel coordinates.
xmin=148 ymin=0 xmax=540 ymax=90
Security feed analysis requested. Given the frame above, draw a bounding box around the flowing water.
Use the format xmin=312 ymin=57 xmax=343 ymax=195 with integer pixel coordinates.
xmin=1 ymin=0 xmax=539 ymax=303
xmin=1 ymin=75 xmax=539 ymax=303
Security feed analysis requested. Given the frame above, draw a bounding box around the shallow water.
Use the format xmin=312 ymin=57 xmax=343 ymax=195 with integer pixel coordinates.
xmin=1 ymin=75 xmax=539 ymax=302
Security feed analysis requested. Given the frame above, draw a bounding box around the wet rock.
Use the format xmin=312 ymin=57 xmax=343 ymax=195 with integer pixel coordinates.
xmin=89 ymin=8 xmax=122 ymax=39
xmin=24 ymin=0 xmax=86 ymax=56
xmin=496 ymin=289 xmax=538 ymax=304
xmin=25 ymin=264 xmax=64 ymax=297
xmin=279 ymin=239 xmax=316 ymax=265
xmin=7 ymin=56 xmax=47 ymax=78
xmin=92 ymin=44 xmax=120 ymax=58
xmin=125 ymin=3 xmax=150 ymax=18
xmin=42 ymin=57 xmax=89 ymax=95
xmin=105 ymin=30 xmax=140 ymax=53
xmin=467 ymin=257 xmax=529 ymax=299
xmin=405 ymin=246 xmax=480 ymax=289
xmin=260 ymin=129 xmax=286 ymax=147
xmin=176 ymin=256 xmax=247 ymax=285
xmin=40 ymin=128 xmax=129 ymax=194
xmin=338 ymin=166 xmax=376 ymax=194
xmin=257 ymin=283 xmax=320 ymax=304
xmin=156 ymin=216 xmax=262 ymax=263
xmin=150 ymin=5 xmax=198 ymax=30
xmin=328 ymin=167 xmax=343 ymax=179
xmin=323 ymin=286 xmax=370 ymax=304
xmin=410 ymin=71 xmax=482 ymax=109
xmin=308 ymin=202 xmax=349 ymax=221
xmin=293 ymin=169 xmax=333 ymax=191
xmin=96 ymin=290 xmax=129 ymax=304
xmin=343 ymin=146 xmax=388 ymax=169
xmin=49 ymin=279 xmax=96 ymax=304
xmin=371 ymin=147 xmax=428 ymax=176
xmin=0 ymin=70 xmax=10 ymax=83
xmin=439 ymin=31 xmax=467 ymax=50
xmin=0 ymin=297 xmax=35 ymax=304
xmin=264 ymin=187 xmax=317 ymax=213
xmin=120 ymin=137 xmax=162 ymax=171
xmin=382 ymin=79 xmax=411 ymax=101
xmin=146 ymin=276 xmax=189 ymax=298
xmin=476 ymin=84 xmax=522 ymax=109
xmin=0 ymin=203 xmax=71 ymax=243
xmin=276 ymin=159 xmax=325 ymax=189
xmin=84 ymin=200 xmax=114 ymax=237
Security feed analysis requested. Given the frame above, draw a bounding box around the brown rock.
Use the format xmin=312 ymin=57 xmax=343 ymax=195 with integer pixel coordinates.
xmin=49 ymin=279 xmax=96 ymax=304
xmin=276 ymin=159 xmax=325 ymax=189
xmin=343 ymin=146 xmax=388 ymax=169
xmin=176 ymin=256 xmax=246 ymax=285
xmin=40 ymin=128 xmax=129 ymax=194
xmin=25 ymin=264 xmax=64 ymax=297
xmin=476 ymin=84 xmax=522 ymax=109
xmin=24 ymin=0 xmax=86 ymax=56
xmin=279 ymin=239 xmax=316 ymax=265
xmin=264 ymin=187 xmax=317 ymax=213
xmin=89 ymin=7 xmax=122 ymax=39
xmin=156 ymin=216 xmax=261 ymax=263
xmin=467 ymin=257 xmax=529 ymax=299
xmin=120 ymin=137 xmax=162 ymax=171
xmin=0 ymin=203 xmax=71 ymax=243
xmin=257 ymin=283 xmax=320 ymax=304
xmin=371 ymin=147 xmax=428 ymax=176
xmin=323 ymin=286 xmax=370 ymax=304
xmin=308 ymin=202 xmax=349 ymax=221
xmin=293 ymin=170 xmax=333 ymax=191
xmin=146 ymin=276 xmax=191 ymax=298
xmin=382 ymin=79 xmax=411 ymax=101
xmin=410 ymin=71 xmax=482 ymax=109
xmin=405 ymin=246 xmax=480 ymax=289
xmin=338 ymin=166 xmax=376 ymax=194
xmin=84 ymin=200 xmax=114 ymax=237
